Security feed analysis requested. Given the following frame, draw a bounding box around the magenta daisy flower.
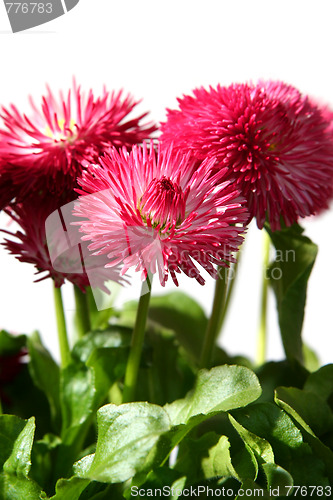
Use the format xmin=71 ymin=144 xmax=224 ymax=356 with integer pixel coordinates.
xmin=161 ymin=81 xmax=333 ymax=230
xmin=74 ymin=143 xmax=248 ymax=286
xmin=0 ymin=82 xmax=156 ymax=207
xmin=2 ymin=196 xmax=124 ymax=292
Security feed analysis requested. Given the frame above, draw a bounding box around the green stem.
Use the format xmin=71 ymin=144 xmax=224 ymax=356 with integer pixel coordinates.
xmin=53 ymin=284 xmax=71 ymax=368
xmin=257 ymin=231 xmax=271 ymax=365
xmin=73 ymin=285 xmax=91 ymax=338
xmin=122 ymin=275 xmax=152 ymax=403
xmin=200 ymin=266 xmax=229 ymax=369
xmin=217 ymin=251 xmax=241 ymax=334
xmin=0 ymin=397 xmax=2 ymax=415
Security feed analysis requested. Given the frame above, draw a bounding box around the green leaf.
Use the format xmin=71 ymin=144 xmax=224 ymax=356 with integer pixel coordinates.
xmin=229 ymin=415 xmax=275 ymax=465
xmin=60 ymin=362 xmax=95 ymax=445
xmin=265 ymin=223 xmax=318 ymax=364
xmin=132 ymin=472 xmax=187 ymax=500
xmin=75 ymin=402 xmax=171 ymax=483
xmin=72 ymin=328 xmax=130 ymax=408
xmin=174 ymin=413 xmax=258 ymax=485
xmin=72 ymin=324 xmax=193 ymax=407
xmin=175 ymin=432 xmax=240 ymax=483
xmin=165 ymin=365 xmax=261 ymax=426
xmin=229 ymin=413 xmax=293 ymax=492
xmin=0 ymin=415 xmax=46 ymax=500
xmin=73 ymin=455 xmax=95 ymax=477
xmin=262 ymin=462 xmax=293 ymax=490
xmin=0 ymin=415 xmax=33 ymax=472
xmin=0 ymin=330 xmax=26 ymax=355
xmin=129 ymin=467 xmax=185 ymax=499
xmin=53 ymin=362 xmax=97 ymax=480
xmin=86 ymin=347 xmax=128 ymax=407
xmin=30 ymin=434 xmax=62 ymax=494
xmin=27 ymin=332 xmax=60 ymax=430
xmin=0 ymin=474 xmax=47 ymax=499
xmin=84 ymin=485 xmax=123 ymax=500
xmin=256 ymin=360 xmax=308 ymax=403
xmin=229 ymin=415 xmax=294 ymax=491
xmin=304 ymin=364 xmax=333 ymax=402
xmin=60 ymin=334 xmax=130 ymax=440
xmin=275 ymin=387 xmax=333 ymax=437
xmin=303 ymin=344 xmax=320 ymax=373
xmin=80 ymin=485 xmax=120 ymax=500
xmin=231 ymin=446 xmax=258 ymax=484
xmin=0 ymin=417 xmax=26 ymax=470
xmin=136 ymin=325 xmax=195 ymax=405
xmin=71 ymin=327 xmax=131 ymax=364
xmin=3 ymin=417 xmax=35 ymax=478
xmin=71 ymin=327 xmax=131 ymax=409
xmin=231 ymin=402 xmax=329 ymax=486
xmin=125 ymin=292 xmax=208 ymax=362
xmin=74 ymin=366 xmax=261 ymax=484
xmin=167 ymin=477 xmax=187 ymax=500
xmin=60 ymin=337 xmax=129 ymax=447
xmin=274 ymin=389 xmax=333 ymax=483
xmin=51 ymin=477 xmax=90 ymax=500
xmin=52 ymin=477 xmax=119 ymax=500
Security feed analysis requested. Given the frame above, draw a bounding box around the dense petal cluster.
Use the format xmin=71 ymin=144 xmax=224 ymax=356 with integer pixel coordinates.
xmin=161 ymin=81 xmax=333 ymax=230
xmin=0 ymin=82 xmax=156 ymax=207
xmin=74 ymin=143 xmax=248 ymax=286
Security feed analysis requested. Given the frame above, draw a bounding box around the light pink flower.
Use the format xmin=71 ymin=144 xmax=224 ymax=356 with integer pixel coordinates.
xmin=74 ymin=143 xmax=248 ymax=286
xmin=161 ymin=81 xmax=333 ymax=230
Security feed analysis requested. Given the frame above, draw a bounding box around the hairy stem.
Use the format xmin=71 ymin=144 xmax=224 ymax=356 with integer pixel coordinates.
xmin=122 ymin=275 xmax=152 ymax=403
xmin=200 ymin=266 xmax=229 ymax=368
xmin=257 ymin=231 xmax=271 ymax=365
xmin=73 ymin=285 xmax=91 ymax=338
xmin=53 ymin=284 xmax=70 ymax=368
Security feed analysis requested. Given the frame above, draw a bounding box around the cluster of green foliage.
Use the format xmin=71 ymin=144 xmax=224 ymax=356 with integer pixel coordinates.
xmin=0 ymin=224 xmax=331 ymax=499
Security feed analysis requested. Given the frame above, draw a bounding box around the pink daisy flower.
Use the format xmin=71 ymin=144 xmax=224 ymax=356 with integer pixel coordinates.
xmin=160 ymin=81 xmax=333 ymax=230
xmin=74 ymin=143 xmax=248 ymax=286
xmin=2 ymin=196 xmax=124 ymax=292
xmin=0 ymin=82 xmax=156 ymax=207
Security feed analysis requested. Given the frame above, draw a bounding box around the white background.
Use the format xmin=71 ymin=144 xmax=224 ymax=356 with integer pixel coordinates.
xmin=0 ymin=0 xmax=332 ymax=365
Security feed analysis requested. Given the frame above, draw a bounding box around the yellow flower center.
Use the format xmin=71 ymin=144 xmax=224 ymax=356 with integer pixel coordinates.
xmin=44 ymin=118 xmax=76 ymax=141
